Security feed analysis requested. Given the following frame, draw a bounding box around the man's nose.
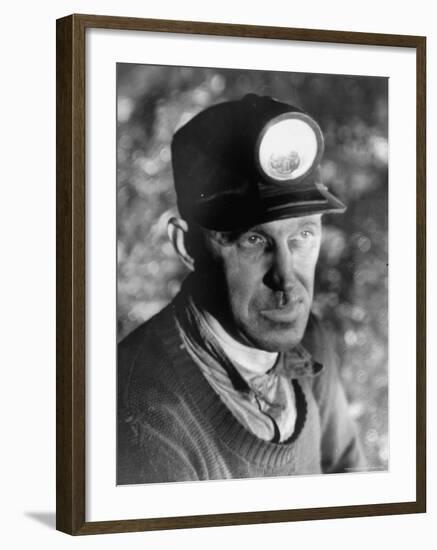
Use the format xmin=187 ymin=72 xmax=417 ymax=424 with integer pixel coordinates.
xmin=264 ymin=245 xmax=297 ymax=292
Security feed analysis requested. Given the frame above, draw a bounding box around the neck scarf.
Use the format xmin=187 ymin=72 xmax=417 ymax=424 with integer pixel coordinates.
xmin=173 ymin=280 xmax=322 ymax=443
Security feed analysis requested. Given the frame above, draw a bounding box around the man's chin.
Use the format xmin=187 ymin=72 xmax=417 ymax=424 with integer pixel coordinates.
xmin=244 ymin=322 xmax=307 ymax=352
xmin=255 ymin=335 xmax=305 ymax=352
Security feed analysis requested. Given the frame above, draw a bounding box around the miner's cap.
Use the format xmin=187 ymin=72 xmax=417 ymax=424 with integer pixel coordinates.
xmin=171 ymin=93 xmax=346 ymax=231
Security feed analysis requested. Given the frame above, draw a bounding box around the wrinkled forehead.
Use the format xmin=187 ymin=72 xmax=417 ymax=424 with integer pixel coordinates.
xmin=224 ymin=213 xmax=323 ymax=238
xmin=251 ymin=213 xmax=323 ymax=235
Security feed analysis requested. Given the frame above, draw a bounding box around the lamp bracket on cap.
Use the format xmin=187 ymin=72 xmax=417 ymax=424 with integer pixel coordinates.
xmin=255 ymin=112 xmax=325 ymax=186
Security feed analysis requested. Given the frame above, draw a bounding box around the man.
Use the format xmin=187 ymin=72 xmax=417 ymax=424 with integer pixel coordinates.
xmin=117 ymin=93 xmax=366 ymax=484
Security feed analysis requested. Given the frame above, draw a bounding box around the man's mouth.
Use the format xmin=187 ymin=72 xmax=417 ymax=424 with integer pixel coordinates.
xmin=259 ymin=298 xmax=304 ymax=323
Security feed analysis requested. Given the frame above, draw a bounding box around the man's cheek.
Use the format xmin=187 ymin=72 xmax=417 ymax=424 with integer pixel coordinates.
xmin=227 ymin=275 xmax=255 ymax=317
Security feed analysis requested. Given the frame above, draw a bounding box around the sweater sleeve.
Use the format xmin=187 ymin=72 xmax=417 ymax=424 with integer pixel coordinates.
xmin=117 ymin=320 xmax=201 ymax=485
xmin=309 ymin=319 xmax=367 ymax=474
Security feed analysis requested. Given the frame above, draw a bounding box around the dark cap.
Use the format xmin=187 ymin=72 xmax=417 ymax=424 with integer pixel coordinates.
xmin=171 ymin=93 xmax=346 ymax=231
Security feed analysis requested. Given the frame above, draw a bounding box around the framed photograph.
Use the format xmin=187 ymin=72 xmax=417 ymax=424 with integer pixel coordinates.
xmin=56 ymin=14 xmax=426 ymax=535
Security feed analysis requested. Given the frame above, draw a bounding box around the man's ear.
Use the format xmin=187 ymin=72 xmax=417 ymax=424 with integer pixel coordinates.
xmin=167 ymin=217 xmax=195 ymax=271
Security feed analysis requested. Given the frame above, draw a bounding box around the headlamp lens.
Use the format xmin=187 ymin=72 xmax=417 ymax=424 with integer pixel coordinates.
xmin=258 ymin=116 xmax=322 ymax=182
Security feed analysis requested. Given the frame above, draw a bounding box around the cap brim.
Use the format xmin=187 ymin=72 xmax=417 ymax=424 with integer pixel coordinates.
xmin=189 ymin=185 xmax=346 ymax=231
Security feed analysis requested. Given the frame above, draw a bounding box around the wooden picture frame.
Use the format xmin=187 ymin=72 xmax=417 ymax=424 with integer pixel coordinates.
xmin=56 ymin=13 xmax=426 ymax=535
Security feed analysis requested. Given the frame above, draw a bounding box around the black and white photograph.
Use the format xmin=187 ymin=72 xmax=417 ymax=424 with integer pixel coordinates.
xmin=116 ymin=64 xmax=388 ymax=485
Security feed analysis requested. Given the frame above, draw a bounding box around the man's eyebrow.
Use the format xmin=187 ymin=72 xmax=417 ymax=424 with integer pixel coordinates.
xmin=243 ymin=225 xmax=267 ymax=234
xmin=215 ymin=219 xmax=321 ymax=242
xmin=251 ymin=220 xmax=321 ymax=234
xmin=215 ymin=226 xmax=267 ymax=239
xmin=298 ymin=220 xmax=320 ymax=229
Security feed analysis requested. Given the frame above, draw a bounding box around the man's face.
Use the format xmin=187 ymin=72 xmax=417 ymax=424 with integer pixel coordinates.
xmin=194 ymin=214 xmax=322 ymax=352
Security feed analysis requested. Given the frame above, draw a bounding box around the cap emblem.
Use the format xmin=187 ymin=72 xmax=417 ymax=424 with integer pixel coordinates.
xmin=269 ymin=150 xmax=300 ymax=178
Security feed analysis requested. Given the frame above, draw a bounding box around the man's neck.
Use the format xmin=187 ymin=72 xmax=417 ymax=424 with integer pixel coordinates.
xmin=201 ymin=309 xmax=278 ymax=378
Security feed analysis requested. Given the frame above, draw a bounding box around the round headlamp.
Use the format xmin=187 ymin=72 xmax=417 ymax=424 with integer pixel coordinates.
xmin=256 ymin=112 xmax=324 ymax=184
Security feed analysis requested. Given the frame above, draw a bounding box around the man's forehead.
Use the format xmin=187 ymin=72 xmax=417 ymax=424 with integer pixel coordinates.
xmin=244 ymin=214 xmax=322 ymax=235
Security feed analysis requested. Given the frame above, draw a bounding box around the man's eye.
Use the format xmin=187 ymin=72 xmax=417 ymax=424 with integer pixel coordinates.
xmin=300 ymin=229 xmax=314 ymax=239
xmin=241 ymin=234 xmax=265 ymax=247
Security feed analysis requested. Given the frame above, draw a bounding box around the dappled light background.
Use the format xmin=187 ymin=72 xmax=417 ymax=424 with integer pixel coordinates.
xmin=117 ymin=64 xmax=388 ymax=471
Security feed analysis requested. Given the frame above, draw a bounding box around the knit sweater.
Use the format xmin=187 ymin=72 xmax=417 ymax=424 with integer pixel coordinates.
xmin=117 ymin=301 xmax=366 ymax=484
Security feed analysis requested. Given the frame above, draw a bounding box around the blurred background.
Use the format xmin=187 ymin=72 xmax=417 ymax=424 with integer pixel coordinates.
xmin=117 ymin=64 xmax=388 ymax=471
